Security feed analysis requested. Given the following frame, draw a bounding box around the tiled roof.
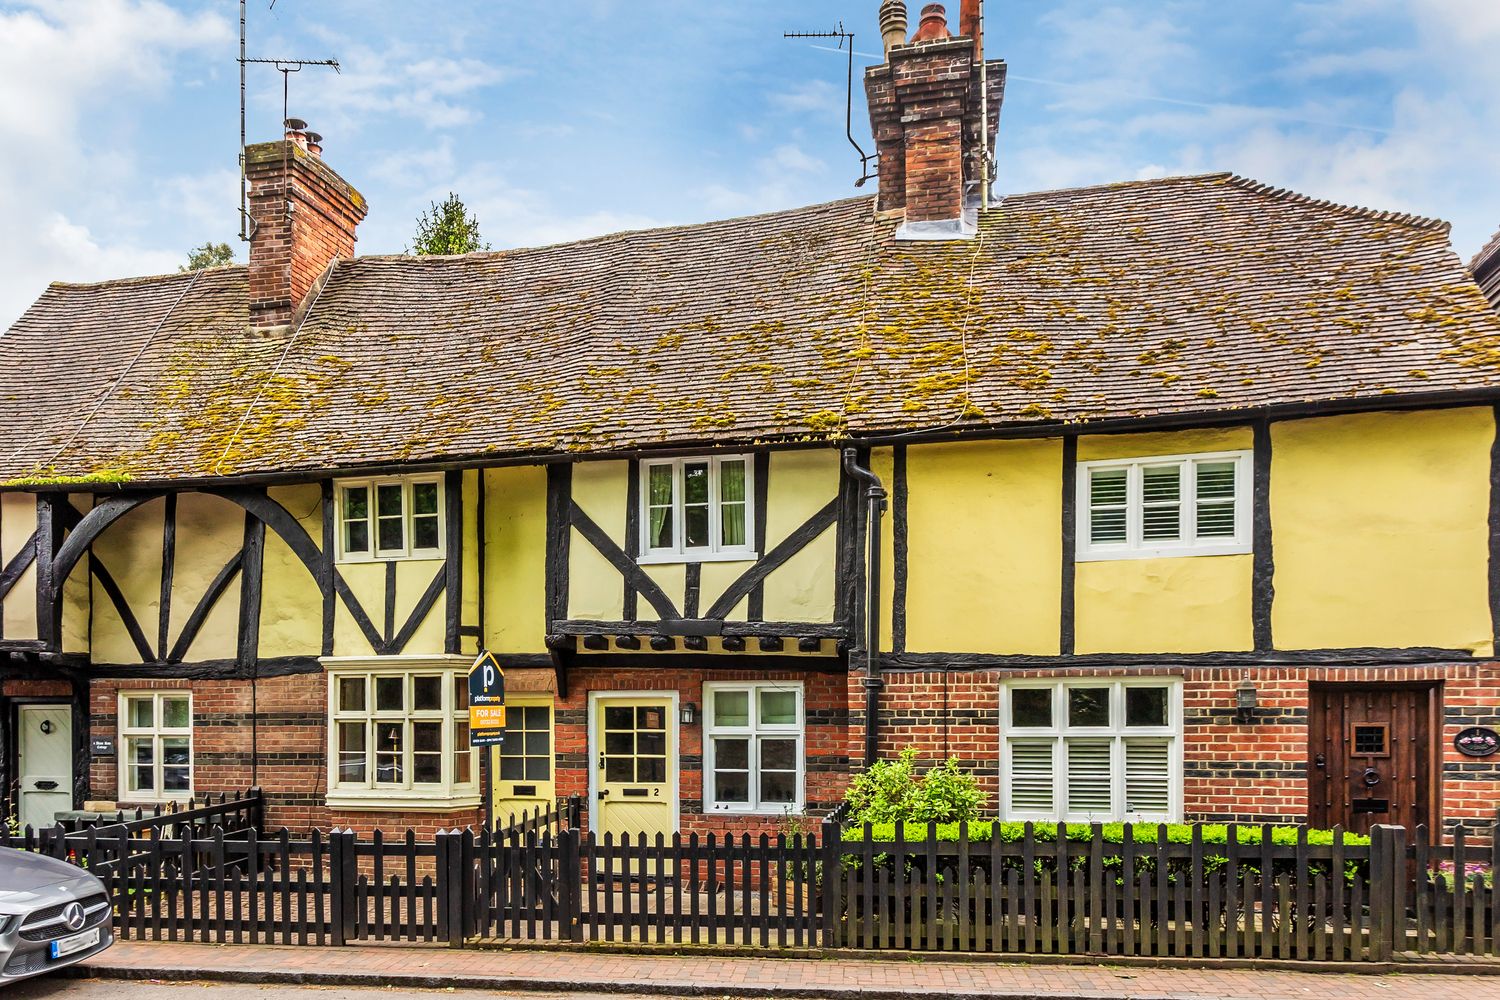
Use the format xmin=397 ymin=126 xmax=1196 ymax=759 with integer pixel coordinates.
xmin=1474 ymin=228 xmax=1500 ymax=309
xmin=4 ymin=172 xmax=1500 ymax=485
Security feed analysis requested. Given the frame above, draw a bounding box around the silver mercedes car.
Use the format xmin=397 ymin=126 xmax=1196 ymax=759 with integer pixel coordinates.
xmin=0 ymin=847 xmax=113 ymax=983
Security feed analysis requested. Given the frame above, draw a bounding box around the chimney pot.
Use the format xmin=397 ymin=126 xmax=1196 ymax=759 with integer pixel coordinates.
xmin=911 ymin=3 xmax=951 ymax=42
xmin=960 ymin=0 xmax=981 ymax=58
xmin=879 ymin=0 xmax=909 ymax=56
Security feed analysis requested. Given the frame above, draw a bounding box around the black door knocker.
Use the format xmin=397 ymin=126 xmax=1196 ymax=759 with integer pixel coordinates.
xmin=1363 ymin=767 xmax=1381 ymax=787
xmin=39 ymin=719 xmax=53 ymax=735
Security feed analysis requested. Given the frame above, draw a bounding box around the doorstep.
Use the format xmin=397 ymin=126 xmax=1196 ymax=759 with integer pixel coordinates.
xmin=70 ymin=939 xmax=1500 ymax=1000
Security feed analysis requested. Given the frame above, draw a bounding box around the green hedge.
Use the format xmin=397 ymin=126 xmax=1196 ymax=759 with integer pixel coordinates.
xmin=841 ymin=821 xmax=1370 ymax=848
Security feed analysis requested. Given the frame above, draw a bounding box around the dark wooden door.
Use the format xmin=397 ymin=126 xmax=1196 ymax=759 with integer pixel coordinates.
xmin=1308 ymin=685 xmax=1436 ymax=835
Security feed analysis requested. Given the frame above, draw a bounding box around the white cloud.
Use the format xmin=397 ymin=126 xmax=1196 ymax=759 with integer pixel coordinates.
xmin=0 ymin=0 xmax=233 ymax=328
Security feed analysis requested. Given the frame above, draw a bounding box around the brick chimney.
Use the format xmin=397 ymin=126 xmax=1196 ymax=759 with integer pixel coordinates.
xmin=245 ymin=128 xmax=367 ymax=330
xmin=865 ymin=2 xmax=1006 ymax=239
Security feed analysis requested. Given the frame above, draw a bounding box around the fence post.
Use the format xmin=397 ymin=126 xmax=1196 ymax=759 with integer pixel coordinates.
xmin=328 ymin=828 xmax=352 ymax=946
xmin=568 ymin=795 xmax=583 ymax=831
xmin=247 ymin=787 xmax=265 ymax=832
xmin=560 ymin=826 xmax=582 ymax=943
xmin=820 ymin=816 xmax=842 ymax=949
xmin=1369 ymin=824 xmax=1401 ymax=962
xmin=437 ymin=829 xmax=471 ymax=948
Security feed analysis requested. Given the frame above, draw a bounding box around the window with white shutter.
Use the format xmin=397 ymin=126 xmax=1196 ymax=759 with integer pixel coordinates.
xmin=1076 ymin=451 xmax=1251 ymax=560
xmin=1001 ymin=680 xmax=1181 ymax=822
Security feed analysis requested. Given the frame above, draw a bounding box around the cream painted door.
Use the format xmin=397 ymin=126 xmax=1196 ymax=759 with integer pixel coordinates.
xmin=17 ymin=705 xmax=72 ymax=830
xmin=493 ymin=698 xmax=556 ymax=825
xmin=594 ymin=695 xmax=676 ymax=843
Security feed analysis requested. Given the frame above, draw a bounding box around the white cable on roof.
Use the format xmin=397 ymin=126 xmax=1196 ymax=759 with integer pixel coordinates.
xmin=13 ymin=269 xmax=203 ymax=476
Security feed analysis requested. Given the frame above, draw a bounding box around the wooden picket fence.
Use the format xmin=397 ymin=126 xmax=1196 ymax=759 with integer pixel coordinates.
xmin=5 ymin=798 xmax=1498 ymax=962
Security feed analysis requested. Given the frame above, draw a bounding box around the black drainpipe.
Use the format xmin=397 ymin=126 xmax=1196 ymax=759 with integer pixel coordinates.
xmin=842 ymin=448 xmax=888 ymax=768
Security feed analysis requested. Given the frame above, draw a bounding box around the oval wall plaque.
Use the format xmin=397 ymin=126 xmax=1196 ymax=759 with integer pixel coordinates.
xmin=1454 ymin=726 xmax=1500 ymax=758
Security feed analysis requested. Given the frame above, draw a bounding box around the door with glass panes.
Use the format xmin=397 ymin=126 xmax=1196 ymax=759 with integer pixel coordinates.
xmin=592 ymin=694 xmax=676 ymax=841
xmin=493 ymin=697 xmax=555 ymax=824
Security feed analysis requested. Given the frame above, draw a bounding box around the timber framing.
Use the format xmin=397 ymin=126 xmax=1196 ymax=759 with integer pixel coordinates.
xmin=876 ymin=647 xmax=1480 ymax=670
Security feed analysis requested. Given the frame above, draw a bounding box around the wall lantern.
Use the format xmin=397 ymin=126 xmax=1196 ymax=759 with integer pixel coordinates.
xmin=1235 ymin=678 xmax=1258 ymax=722
xmin=680 ymin=702 xmax=697 ymax=726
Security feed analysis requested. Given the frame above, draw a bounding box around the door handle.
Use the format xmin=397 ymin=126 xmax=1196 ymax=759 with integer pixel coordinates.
xmin=597 ymin=789 xmax=608 ymax=799
xmin=34 ymin=780 xmax=58 ymax=791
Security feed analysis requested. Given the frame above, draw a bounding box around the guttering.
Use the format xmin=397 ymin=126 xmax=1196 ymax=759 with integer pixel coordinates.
xmin=842 ymin=447 xmax=888 ymax=768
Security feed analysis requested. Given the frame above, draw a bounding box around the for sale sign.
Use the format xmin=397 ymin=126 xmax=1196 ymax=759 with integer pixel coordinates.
xmin=468 ymin=650 xmax=506 ymax=747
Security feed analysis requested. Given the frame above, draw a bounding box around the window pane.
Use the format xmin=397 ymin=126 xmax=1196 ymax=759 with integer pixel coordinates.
xmin=413 ymin=675 xmax=442 ymax=712
xmin=1125 ymin=687 xmax=1169 ymax=728
xmin=128 ymin=698 xmax=153 ymax=730
xmin=413 ymin=722 xmax=442 ymax=783
xmin=648 ymin=465 xmax=674 ymax=506
xmin=605 ymin=757 xmax=633 ymax=782
xmin=161 ymin=697 xmax=189 ymax=729
xmin=637 ymin=706 xmax=665 ymax=730
xmin=338 ymin=723 xmax=367 ymax=782
xmin=376 ymin=483 xmax=404 ymax=518
xmin=453 ymin=675 xmax=468 ymax=710
xmin=412 ymin=515 xmax=440 ymax=551
xmin=343 ymin=486 xmax=368 ymax=519
xmin=411 ymin=482 xmax=440 ymax=515
xmin=162 ymin=736 xmax=190 ymax=766
xmin=648 ymin=505 xmax=673 ymax=549
xmin=524 ymin=756 xmax=549 ymax=780
xmin=759 ymin=690 xmax=797 ymax=726
xmin=1090 ymin=508 xmax=1126 ymax=544
xmin=339 ymin=677 xmax=366 ymax=713
xmin=604 ymin=706 xmax=633 ymax=730
xmin=375 ymin=723 xmax=404 ymax=784
xmin=375 ymin=676 xmax=403 ymax=712
xmin=714 ymin=691 xmax=750 ymax=728
xmin=1066 ymin=738 xmax=1114 ymax=814
xmin=684 ymin=463 xmax=709 ymax=504
xmin=1089 ymin=469 xmax=1127 ymax=508
xmin=523 ymin=705 xmax=549 ymax=729
xmin=525 ymin=731 xmax=549 ymax=756
xmin=604 ymin=732 xmax=633 ymax=755
xmin=128 ymin=737 xmax=154 ymax=793
xmin=501 ymin=756 xmax=524 ymax=780
xmin=716 ymin=769 xmax=750 ymax=803
xmin=721 ymin=503 xmax=747 ymax=547
xmin=455 ymin=748 xmax=472 ymax=785
xmin=760 ymin=738 xmax=797 ymax=771
xmin=637 ymin=731 xmax=665 ymax=756
xmin=378 ymin=516 xmax=405 ymax=552
xmin=685 ymin=505 xmax=709 ymax=547
xmin=1011 ymin=689 xmax=1052 ymax=728
xmin=1141 ymin=466 xmax=1182 ymax=541
xmin=163 ymin=766 xmax=190 ymax=792
xmin=1067 ymin=687 xmax=1110 ymax=728
xmin=345 ymin=521 xmax=370 ymax=554
xmin=721 ymin=460 xmax=747 ymax=502
xmin=715 ymin=737 xmax=749 ymax=769
xmin=760 ymin=770 xmax=796 ymax=804
xmin=1196 ymin=502 xmax=1236 ymax=538
xmin=637 ymin=757 xmax=666 ymax=783
xmin=1196 ymin=461 xmax=1235 ymax=500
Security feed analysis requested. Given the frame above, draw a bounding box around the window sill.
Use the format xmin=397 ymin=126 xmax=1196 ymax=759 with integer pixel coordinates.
xmin=335 ymin=554 xmax=446 ymax=566
xmin=703 ymin=806 xmax=804 ymax=817
xmin=1075 ymin=543 xmax=1250 ymax=562
xmin=327 ymin=792 xmax=481 ymax=812
xmin=637 ymin=551 xmax=758 ymax=566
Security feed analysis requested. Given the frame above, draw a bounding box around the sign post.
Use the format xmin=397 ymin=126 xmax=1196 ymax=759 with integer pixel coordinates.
xmin=468 ymin=650 xmax=506 ymax=830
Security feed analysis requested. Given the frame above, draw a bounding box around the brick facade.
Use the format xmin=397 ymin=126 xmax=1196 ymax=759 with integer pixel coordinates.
xmin=848 ymin=662 xmax=1500 ymax=836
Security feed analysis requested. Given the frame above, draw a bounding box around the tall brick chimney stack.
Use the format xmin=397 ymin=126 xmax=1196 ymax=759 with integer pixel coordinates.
xmin=244 ymin=127 xmax=367 ymax=330
xmin=865 ymin=1 xmax=1006 ymax=239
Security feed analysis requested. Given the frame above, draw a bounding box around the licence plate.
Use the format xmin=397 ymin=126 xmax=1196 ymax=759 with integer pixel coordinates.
xmin=50 ymin=926 xmax=100 ymax=959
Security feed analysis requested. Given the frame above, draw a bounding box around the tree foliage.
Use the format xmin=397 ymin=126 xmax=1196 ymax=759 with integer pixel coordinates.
xmin=409 ymin=193 xmax=491 ymax=255
xmin=180 ymin=241 xmax=235 ymax=271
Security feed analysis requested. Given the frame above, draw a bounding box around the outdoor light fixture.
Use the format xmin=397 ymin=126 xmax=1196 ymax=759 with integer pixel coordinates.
xmin=1235 ymin=678 xmax=1258 ymax=722
xmin=681 ymin=702 xmax=697 ymax=726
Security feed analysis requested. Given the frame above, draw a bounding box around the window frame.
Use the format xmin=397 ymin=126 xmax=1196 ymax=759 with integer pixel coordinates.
xmin=1075 ymin=450 xmax=1252 ymax=561
xmin=999 ymin=678 xmax=1183 ymax=823
xmin=702 ymin=680 xmax=805 ymax=816
xmin=117 ymin=691 xmax=194 ymax=803
xmin=335 ymin=475 xmax=446 ymax=564
xmin=324 ymin=658 xmax=479 ymax=810
xmin=637 ymin=455 xmax=757 ymax=564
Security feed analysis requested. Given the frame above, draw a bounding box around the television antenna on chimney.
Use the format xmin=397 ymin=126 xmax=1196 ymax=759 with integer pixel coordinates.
xmin=238 ymin=0 xmax=339 ymax=241
xmin=783 ymin=22 xmax=877 ymax=187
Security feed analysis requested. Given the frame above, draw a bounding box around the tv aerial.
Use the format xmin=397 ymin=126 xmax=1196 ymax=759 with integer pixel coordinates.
xmin=783 ymin=21 xmax=877 ymax=187
xmin=238 ymin=0 xmax=340 ymax=240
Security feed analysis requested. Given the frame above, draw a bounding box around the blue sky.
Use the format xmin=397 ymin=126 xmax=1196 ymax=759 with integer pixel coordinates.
xmin=2 ymin=0 xmax=1498 ymax=328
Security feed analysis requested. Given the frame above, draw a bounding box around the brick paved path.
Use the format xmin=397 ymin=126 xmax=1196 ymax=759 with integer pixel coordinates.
xmin=77 ymin=939 xmax=1500 ymax=999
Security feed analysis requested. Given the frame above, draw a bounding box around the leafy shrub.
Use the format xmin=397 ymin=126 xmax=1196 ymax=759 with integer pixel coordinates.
xmin=844 ymin=747 xmax=985 ymax=825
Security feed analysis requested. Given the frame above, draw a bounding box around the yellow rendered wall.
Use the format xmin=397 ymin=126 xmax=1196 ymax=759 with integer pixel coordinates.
xmin=569 ymin=461 xmax=628 ymax=620
xmin=258 ymin=484 xmax=324 ymax=657
xmin=1073 ymin=426 xmax=1254 ymax=654
xmin=1272 ymin=408 xmax=1494 ymax=655
xmin=61 ymin=496 xmax=92 ymax=654
xmin=483 ymin=466 xmax=548 ymax=654
xmin=904 ymin=439 xmax=1063 ymax=655
xmin=1 ymin=492 xmax=38 ymax=640
xmin=167 ymin=493 xmax=245 ymax=662
xmin=758 ymin=449 xmax=839 ymax=624
xmin=90 ymin=498 xmax=165 ymax=664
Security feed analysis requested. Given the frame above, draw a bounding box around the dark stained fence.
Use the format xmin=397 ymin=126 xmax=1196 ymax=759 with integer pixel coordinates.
xmin=5 ymin=798 xmax=1497 ymax=962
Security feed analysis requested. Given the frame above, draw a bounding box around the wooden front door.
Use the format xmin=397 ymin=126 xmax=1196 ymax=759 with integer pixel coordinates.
xmin=17 ymin=705 xmax=73 ymax=830
xmin=1308 ymin=684 xmax=1437 ymax=835
xmin=591 ymin=694 xmax=677 ymax=842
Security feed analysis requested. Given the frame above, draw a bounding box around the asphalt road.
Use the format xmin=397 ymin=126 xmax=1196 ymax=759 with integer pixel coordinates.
xmin=11 ymin=978 xmax=657 ymax=1000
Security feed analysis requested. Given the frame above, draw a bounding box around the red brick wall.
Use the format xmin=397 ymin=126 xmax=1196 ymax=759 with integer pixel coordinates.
xmin=864 ymin=38 xmax=975 ymax=221
xmin=3 ymin=680 xmax=71 ymax=698
xmin=555 ymin=665 xmax=852 ymax=837
xmin=850 ymin=662 xmax=1500 ymax=835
